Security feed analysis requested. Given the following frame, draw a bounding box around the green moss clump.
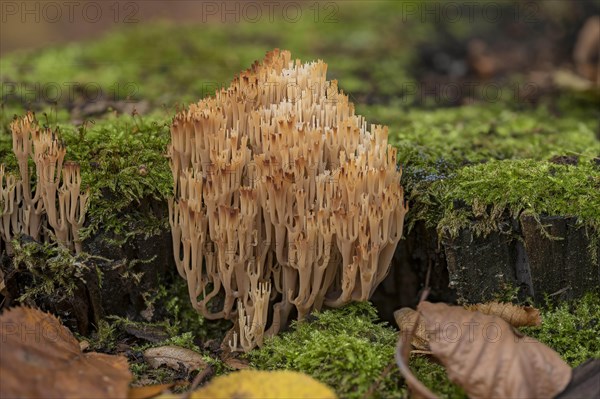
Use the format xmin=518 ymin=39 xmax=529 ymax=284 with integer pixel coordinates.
xmin=1 ymin=111 xmax=174 ymax=243
xmin=153 ymin=277 xmax=233 ymax=342
xmin=410 ymin=356 xmax=466 ymax=399
xmin=436 ymin=158 xmax=600 ymax=239
xmin=362 ymin=98 xmax=600 ymax=240
xmin=87 ymin=319 xmax=119 ymax=352
xmin=523 ymin=292 xmax=600 ymax=367
xmin=61 ymin=112 xmax=173 ymax=241
xmin=0 ymin=4 xmax=421 ymax=109
xmin=10 ymin=238 xmax=101 ymax=303
xmin=249 ymin=302 xmax=404 ymax=399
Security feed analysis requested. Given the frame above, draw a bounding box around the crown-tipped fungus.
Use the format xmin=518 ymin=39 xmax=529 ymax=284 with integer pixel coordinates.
xmin=169 ymin=50 xmax=408 ymax=351
xmin=0 ymin=113 xmax=89 ymax=254
xmin=0 ymin=165 xmax=20 ymax=255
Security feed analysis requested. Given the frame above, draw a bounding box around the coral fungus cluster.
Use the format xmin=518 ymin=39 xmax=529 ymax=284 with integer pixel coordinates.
xmin=168 ymin=49 xmax=408 ymax=351
xmin=0 ymin=113 xmax=89 ymax=254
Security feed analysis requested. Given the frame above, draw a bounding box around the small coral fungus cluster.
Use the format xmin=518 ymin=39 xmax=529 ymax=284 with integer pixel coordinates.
xmin=168 ymin=49 xmax=408 ymax=351
xmin=0 ymin=113 xmax=89 ymax=254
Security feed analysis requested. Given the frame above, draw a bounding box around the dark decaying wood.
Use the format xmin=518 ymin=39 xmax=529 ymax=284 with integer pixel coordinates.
xmin=556 ymin=358 xmax=600 ymax=399
xmin=373 ymin=214 xmax=599 ymax=318
xmin=520 ymin=214 xmax=599 ymax=303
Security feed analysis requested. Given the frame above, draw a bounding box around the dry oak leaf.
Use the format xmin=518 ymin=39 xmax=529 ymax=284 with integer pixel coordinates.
xmin=418 ymin=301 xmax=572 ymax=399
xmin=0 ymin=306 xmax=131 ymax=399
xmin=394 ymin=307 xmax=430 ymax=351
xmin=464 ymin=301 xmax=541 ymax=328
xmin=143 ymin=345 xmax=208 ymax=374
xmin=395 ymin=302 xmax=541 ymax=352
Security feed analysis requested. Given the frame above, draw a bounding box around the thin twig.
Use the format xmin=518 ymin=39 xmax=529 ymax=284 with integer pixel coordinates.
xmin=549 ymin=286 xmax=571 ymax=297
xmin=395 ymin=315 xmax=438 ymax=399
xmin=393 ymin=265 xmax=438 ymax=399
xmin=183 ymin=364 xmax=214 ymax=399
xmin=362 ymin=361 xmax=396 ymax=399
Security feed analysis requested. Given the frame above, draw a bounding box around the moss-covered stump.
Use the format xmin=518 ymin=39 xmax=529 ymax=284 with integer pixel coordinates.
xmin=2 ymin=230 xmax=174 ymax=334
xmin=0 ymin=113 xmax=176 ymax=331
xmin=367 ymin=98 xmax=600 ymax=308
xmin=2 ymin=7 xmax=599 ymax=324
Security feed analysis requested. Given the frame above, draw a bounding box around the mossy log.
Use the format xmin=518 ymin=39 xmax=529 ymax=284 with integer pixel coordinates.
xmin=0 ymin=197 xmax=175 ymax=334
xmin=374 ymin=215 xmax=599 ymax=313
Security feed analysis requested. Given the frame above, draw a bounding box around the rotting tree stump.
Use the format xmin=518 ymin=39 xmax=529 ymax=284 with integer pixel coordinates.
xmin=373 ymin=215 xmax=599 ymax=322
xmin=520 ymin=214 xmax=599 ymax=302
xmin=0 ymin=196 xmax=175 ymax=335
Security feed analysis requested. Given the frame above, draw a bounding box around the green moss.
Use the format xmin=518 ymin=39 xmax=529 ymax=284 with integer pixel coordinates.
xmin=361 ymin=98 xmax=600 ymax=239
xmin=435 ymin=158 xmax=600 ymax=239
xmin=87 ymin=319 xmax=119 ymax=352
xmin=0 ymin=4 xmax=422 ymax=109
xmin=523 ymin=291 xmax=600 ymax=367
xmin=10 ymin=238 xmax=103 ymax=303
xmin=249 ymin=302 xmax=404 ymax=398
xmin=410 ymin=356 xmax=466 ymax=399
xmin=1 ymin=110 xmax=174 ymax=243
xmin=61 ymin=112 xmax=173 ymax=240
xmin=154 ymin=277 xmax=233 ymax=342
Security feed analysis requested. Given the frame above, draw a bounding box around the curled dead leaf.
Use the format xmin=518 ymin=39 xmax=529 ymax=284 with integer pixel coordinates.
xmin=417 ymin=301 xmax=572 ymax=399
xmin=464 ymin=301 xmax=542 ymax=327
xmin=217 ymin=326 xmax=249 ymax=370
xmin=393 ymin=307 xmax=430 ymax=351
xmin=0 ymin=306 xmax=131 ymax=399
xmin=143 ymin=345 xmax=208 ymax=374
xmin=396 ymin=301 xmax=542 ymax=353
xmin=0 ymin=268 xmax=5 ymax=293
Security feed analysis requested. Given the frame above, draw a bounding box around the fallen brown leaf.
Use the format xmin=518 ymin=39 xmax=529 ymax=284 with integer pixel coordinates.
xmin=0 ymin=306 xmax=131 ymax=399
xmin=218 ymin=326 xmax=249 ymax=370
xmin=417 ymin=301 xmax=572 ymax=399
xmin=143 ymin=345 xmax=208 ymax=374
xmin=464 ymin=301 xmax=541 ymax=327
xmin=395 ymin=301 xmax=541 ymax=353
xmin=393 ymin=307 xmax=430 ymax=351
xmin=222 ymin=355 xmax=249 ymax=370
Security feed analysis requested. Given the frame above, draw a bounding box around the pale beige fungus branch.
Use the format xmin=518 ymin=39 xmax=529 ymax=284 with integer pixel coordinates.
xmin=169 ymin=49 xmax=408 ymax=351
xmin=1 ymin=112 xmax=89 ymax=254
